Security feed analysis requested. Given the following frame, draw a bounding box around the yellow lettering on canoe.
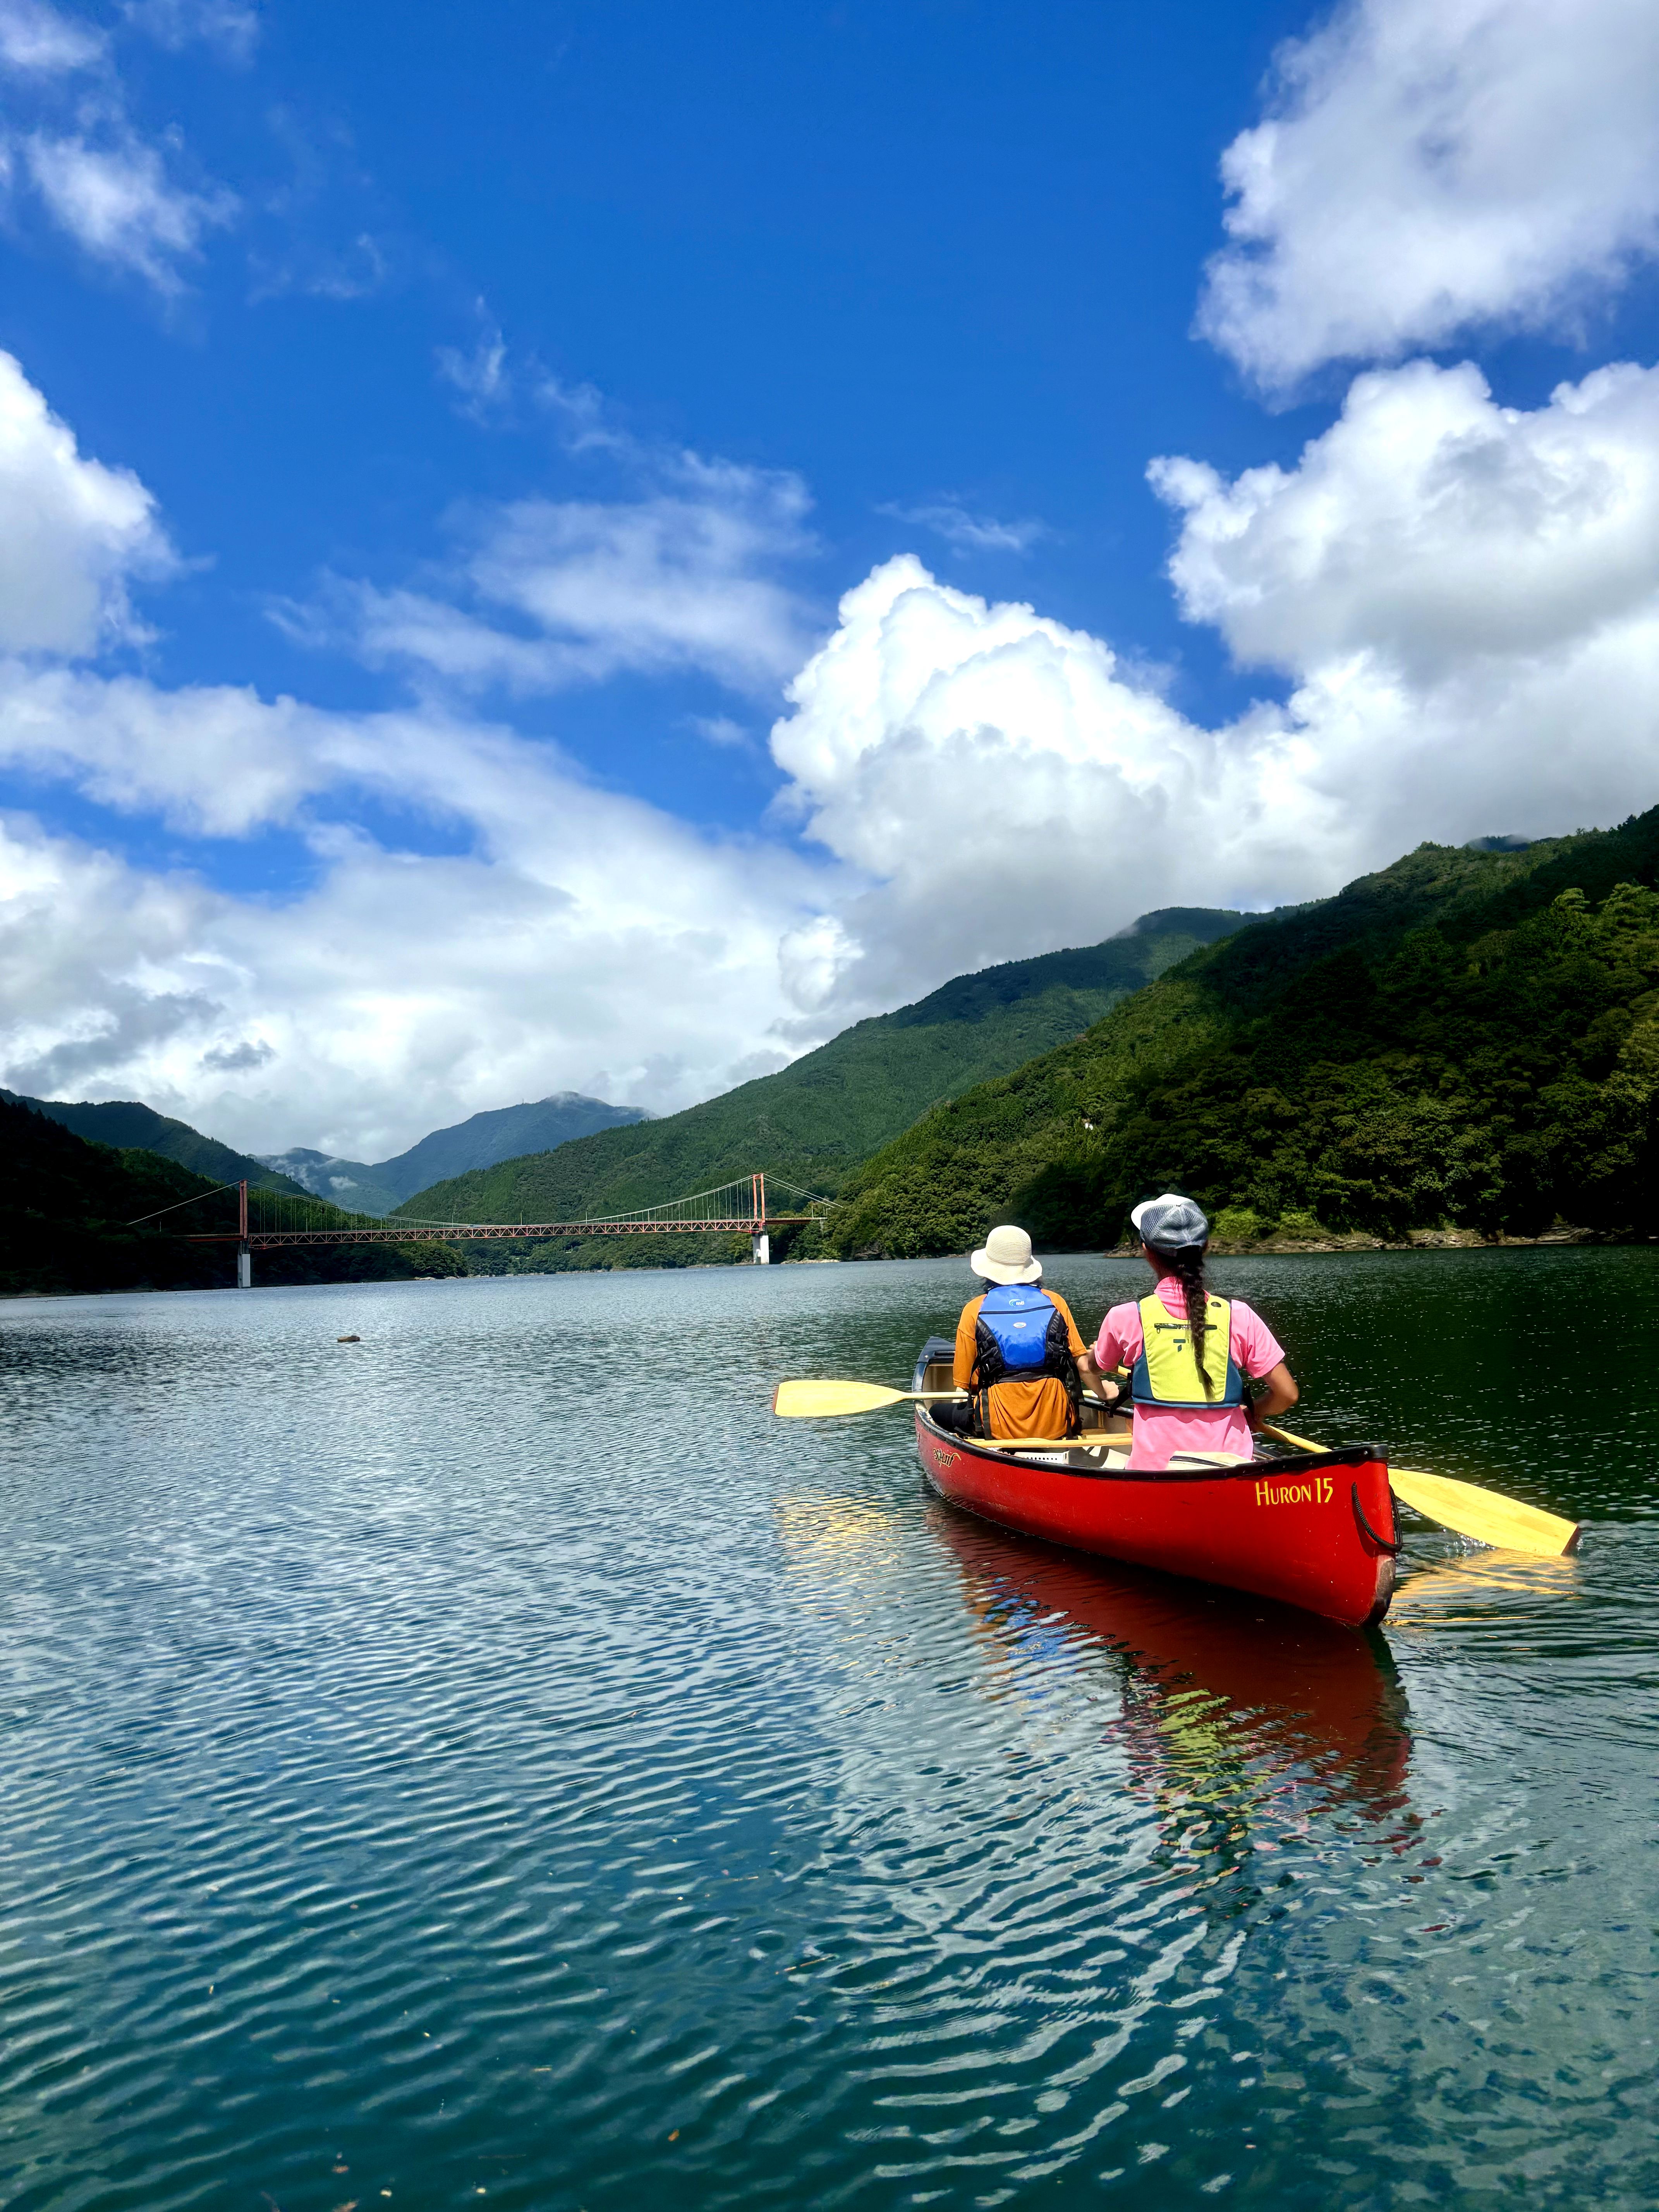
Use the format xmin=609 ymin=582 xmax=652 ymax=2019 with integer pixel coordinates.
xmin=1253 ymin=1475 xmax=1334 ymax=1507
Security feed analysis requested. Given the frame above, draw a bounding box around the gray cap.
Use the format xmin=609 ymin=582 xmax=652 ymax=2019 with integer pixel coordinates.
xmin=1131 ymin=1192 xmax=1209 ymax=1251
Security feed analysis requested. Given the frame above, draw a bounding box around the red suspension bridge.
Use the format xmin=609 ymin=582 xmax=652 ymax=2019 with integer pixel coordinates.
xmin=132 ymin=1171 xmax=833 ymax=1286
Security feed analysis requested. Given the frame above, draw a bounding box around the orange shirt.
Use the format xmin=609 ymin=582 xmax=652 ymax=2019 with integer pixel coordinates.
xmin=953 ymin=1288 xmax=1089 ymax=1441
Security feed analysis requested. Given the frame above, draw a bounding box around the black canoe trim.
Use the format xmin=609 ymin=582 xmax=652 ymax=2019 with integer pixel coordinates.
xmin=1352 ymin=1481 xmax=1403 ymax=1554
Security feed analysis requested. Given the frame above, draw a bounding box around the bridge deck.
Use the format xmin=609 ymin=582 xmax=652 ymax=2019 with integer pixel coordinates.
xmin=191 ymin=1214 xmax=817 ymax=1248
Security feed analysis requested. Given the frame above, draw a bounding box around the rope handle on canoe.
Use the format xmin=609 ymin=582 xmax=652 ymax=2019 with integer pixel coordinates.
xmin=1351 ymin=1482 xmax=1402 ymax=1556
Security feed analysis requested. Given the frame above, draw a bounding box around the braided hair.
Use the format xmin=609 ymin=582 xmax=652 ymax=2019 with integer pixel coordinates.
xmin=1167 ymin=1243 xmax=1214 ymax=1397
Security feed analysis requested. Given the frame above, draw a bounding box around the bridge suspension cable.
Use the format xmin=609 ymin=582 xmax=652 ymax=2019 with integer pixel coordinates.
xmin=137 ymin=1168 xmax=835 ymax=1259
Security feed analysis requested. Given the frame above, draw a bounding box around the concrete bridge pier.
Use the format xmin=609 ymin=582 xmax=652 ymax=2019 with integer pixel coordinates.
xmin=237 ymin=1245 xmax=252 ymax=1289
xmin=751 ymin=1233 xmax=770 ymax=1265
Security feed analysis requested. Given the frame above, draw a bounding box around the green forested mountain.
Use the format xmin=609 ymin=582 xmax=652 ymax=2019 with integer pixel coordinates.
xmin=0 ymin=1099 xmax=235 ymax=1295
xmin=827 ymin=816 xmax=1659 ymax=1256
xmin=4 ymin=1094 xmax=309 ymax=1196
xmin=392 ymin=910 xmax=1253 ymax=1245
xmin=0 ymin=1098 xmax=465 ymax=1296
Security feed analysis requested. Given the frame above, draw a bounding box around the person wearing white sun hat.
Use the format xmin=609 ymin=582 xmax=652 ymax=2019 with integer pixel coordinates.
xmin=1091 ymin=1194 xmax=1300 ymax=1471
xmin=932 ymin=1224 xmax=1112 ymax=1443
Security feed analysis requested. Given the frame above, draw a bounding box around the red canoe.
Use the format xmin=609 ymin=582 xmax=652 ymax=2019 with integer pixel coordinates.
xmin=911 ymin=1336 xmax=1399 ymax=1629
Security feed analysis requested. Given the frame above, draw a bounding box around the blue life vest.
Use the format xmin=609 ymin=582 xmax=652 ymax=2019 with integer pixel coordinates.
xmin=975 ymin=1282 xmax=1063 ymax=1375
xmin=969 ymin=1283 xmax=1083 ymax=1438
xmin=969 ymin=1283 xmax=1084 ymax=1380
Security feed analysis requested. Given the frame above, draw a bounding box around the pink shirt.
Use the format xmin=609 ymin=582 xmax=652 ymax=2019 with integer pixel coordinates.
xmin=1093 ymin=1281 xmax=1285 ymax=1470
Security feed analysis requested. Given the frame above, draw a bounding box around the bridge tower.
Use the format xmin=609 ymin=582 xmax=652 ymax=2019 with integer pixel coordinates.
xmin=750 ymin=1171 xmax=769 ymax=1265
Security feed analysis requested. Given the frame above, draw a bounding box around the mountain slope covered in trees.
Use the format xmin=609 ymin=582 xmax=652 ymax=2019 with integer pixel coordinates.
xmin=392 ymin=910 xmax=1255 ymax=1243
xmin=0 ymin=1099 xmax=465 ymax=1296
xmin=4 ymin=1095 xmax=309 ymax=1197
xmin=826 ymin=816 xmax=1659 ymax=1256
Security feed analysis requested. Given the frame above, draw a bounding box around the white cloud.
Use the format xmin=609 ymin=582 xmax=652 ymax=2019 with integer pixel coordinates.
xmin=1149 ymin=354 xmax=1659 ymax=850
xmin=0 ymin=0 xmax=101 ymax=73
xmin=122 ymin=0 xmax=259 ymax=62
xmin=319 ymin=459 xmax=821 ymax=701
xmin=690 ymin=714 xmax=749 ymax=749
xmin=23 ymin=127 xmax=237 ymax=291
xmin=879 ymin=501 xmax=1050 ymax=554
xmin=767 ymin=556 xmax=1346 ymax=1012
xmin=1153 ymin=357 xmax=1659 ymax=678
xmin=0 ymin=0 xmax=240 ymax=294
xmin=436 ymin=314 xmax=510 ymax=417
xmin=771 ymin=400 xmax=1659 ymax=1014
xmin=0 ymin=349 xmax=834 ymax=1148
xmin=0 ymin=677 xmax=837 ymax=1154
xmin=10 ymin=334 xmax=1659 ymax=1166
xmin=0 ymin=348 xmax=175 ymax=653
xmin=1200 ymin=0 xmax=1659 ymax=390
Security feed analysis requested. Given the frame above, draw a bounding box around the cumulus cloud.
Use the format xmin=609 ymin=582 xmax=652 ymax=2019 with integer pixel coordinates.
xmin=1154 ymin=357 xmax=1659 ymax=678
xmin=768 ymin=556 xmax=1345 ymax=1012
xmin=10 ymin=309 xmax=1659 ymax=1164
xmin=1200 ymin=0 xmax=1659 ymax=390
xmin=771 ymin=375 xmax=1659 ymax=1013
xmin=1149 ymin=354 xmax=1659 ymax=849
xmin=315 ymin=458 xmax=821 ymax=701
xmin=0 ymin=348 xmax=175 ymax=653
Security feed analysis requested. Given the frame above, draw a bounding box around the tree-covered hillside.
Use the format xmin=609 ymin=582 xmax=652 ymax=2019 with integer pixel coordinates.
xmin=826 ymin=817 xmax=1659 ymax=1256
xmin=393 ymin=909 xmax=1252 ymax=1246
xmin=5 ymin=1094 xmax=309 ymax=1196
xmin=0 ymin=1098 xmax=466 ymax=1296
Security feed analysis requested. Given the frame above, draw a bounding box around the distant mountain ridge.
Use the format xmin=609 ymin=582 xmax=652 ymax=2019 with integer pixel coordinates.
xmin=391 ymin=909 xmax=1258 ymax=1247
xmin=262 ymin=1092 xmax=651 ymax=1217
xmin=2 ymin=1094 xmax=310 ymax=1197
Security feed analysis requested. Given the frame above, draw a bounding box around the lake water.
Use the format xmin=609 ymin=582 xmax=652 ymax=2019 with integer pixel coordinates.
xmin=2 ymin=1247 xmax=1657 ymax=2210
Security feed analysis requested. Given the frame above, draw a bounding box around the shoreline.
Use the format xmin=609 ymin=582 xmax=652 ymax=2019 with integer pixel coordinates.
xmin=1104 ymin=1223 xmax=1651 ymax=1258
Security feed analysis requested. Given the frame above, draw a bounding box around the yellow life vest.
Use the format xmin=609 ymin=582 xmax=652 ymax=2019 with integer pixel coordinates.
xmin=1131 ymin=1292 xmax=1243 ymax=1410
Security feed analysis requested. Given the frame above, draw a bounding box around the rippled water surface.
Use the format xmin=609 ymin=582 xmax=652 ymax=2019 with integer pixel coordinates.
xmin=2 ymin=1247 xmax=1658 ymax=2210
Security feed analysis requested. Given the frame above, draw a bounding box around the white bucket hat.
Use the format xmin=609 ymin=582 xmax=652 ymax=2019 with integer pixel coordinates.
xmin=970 ymin=1223 xmax=1042 ymax=1284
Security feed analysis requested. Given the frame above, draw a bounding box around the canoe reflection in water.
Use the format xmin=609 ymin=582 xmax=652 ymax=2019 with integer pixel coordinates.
xmin=931 ymin=1507 xmax=1412 ymax=1843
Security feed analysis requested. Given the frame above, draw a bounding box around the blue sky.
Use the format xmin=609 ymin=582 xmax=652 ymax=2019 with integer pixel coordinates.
xmin=3 ymin=0 xmax=1659 ymax=1157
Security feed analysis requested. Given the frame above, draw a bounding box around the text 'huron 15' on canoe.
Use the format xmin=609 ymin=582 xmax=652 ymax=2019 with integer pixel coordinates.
xmin=910 ymin=1337 xmax=1399 ymax=1630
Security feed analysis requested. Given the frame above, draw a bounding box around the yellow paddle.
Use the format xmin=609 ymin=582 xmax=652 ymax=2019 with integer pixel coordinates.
xmin=773 ymin=1380 xmax=965 ymax=1418
xmin=773 ymin=1380 xmax=1122 ymax=1422
xmin=1259 ymin=1424 xmax=1581 ymax=1558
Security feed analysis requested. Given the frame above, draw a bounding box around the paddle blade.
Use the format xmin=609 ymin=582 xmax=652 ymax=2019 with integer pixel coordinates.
xmin=1390 ymin=1468 xmax=1581 ymax=1558
xmin=773 ymin=1379 xmax=906 ymax=1419
xmin=1257 ymin=1424 xmax=1582 ymax=1558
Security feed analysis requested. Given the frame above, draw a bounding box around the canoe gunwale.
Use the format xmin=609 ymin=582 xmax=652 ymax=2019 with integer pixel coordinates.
xmin=913 ymin=1405 xmax=1383 ymax=1484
